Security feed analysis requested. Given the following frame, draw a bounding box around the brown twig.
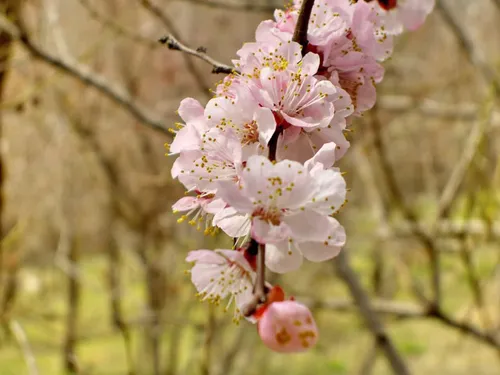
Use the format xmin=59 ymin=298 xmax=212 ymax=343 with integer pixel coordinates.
xmin=292 ymin=0 xmax=315 ymax=51
xmin=312 ymin=296 xmax=500 ymax=351
xmin=370 ymin=106 xmax=441 ymax=305
xmin=63 ymin=236 xmax=80 ymax=374
xmin=158 ymin=35 xmax=236 ymax=75
xmin=9 ymin=320 xmax=39 ymax=375
xmin=175 ymin=0 xmax=279 ymax=12
xmin=334 ymin=251 xmax=412 ymax=375
xmin=436 ymin=0 xmax=500 ymax=94
xmin=77 ymin=0 xmax=159 ymax=48
xmin=435 ymin=92 xmax=494 ymax=220
xmin=0 ymin=17 xmax=171 ymax=136
xmin=137 ymin=0 xmax=212 ymax=94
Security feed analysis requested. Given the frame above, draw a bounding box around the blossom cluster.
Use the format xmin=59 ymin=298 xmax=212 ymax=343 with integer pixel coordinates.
xmin=168 ymin=0 xmax=434 ymax=353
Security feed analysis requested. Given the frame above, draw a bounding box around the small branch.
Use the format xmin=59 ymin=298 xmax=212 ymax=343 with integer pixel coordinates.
xmin=334 ymin=251 xmax=411 ymax=375
xmin=0 ymin=17 xmax=170 ymax=136
xmin=370 ymin=106 xmax=441 ymax=305
xmin=387 ymin=219 xmax=500 ymax=240
xmin=436 ymin=0 xmax=500 ymax=94
xmin=427 ymin=306 xmax=500 ymax=350
xmin=174 ymin=0 xmax=278 ymax=12
xmin=77 ymin=0 xmax=159 ymax=48
xmin=137 ymin=0 xmax=212 ymax=94
xmin=377 ymin=95 xmax=500 ymax=125
xmin=292 ymin=0 xmax=315 ymax=50
xmin=159 ymin=35 xmax=236 ymax=75
xmin=242 ymin=239 xmax=266 ymax=317
xmin=435 ymin=94 xmax=494 ymax=219
xmin=255 ymin=244 xmax=267 ymax=301
xmin=312 ymin=296 xmax=500 ymax=351
xmin=9 ymin=320 xmax=39 ymax=375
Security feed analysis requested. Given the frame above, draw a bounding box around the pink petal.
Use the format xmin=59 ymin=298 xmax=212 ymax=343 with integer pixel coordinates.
xmin=265 ymin=241 xmax=303 ymax=273
xmin=172 ymin=196 xmax=199 ymax=212
xmin=178 ymin=98 xmax=204 ymax=122
xmin=297 ymin=217 xmax=346 ymax=262
xmin=282 ymin=211 xmax=331 ymax=241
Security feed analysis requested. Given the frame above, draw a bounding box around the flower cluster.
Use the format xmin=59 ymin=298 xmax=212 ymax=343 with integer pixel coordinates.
xmin=168 ymin=0 xmax=434 ymax=353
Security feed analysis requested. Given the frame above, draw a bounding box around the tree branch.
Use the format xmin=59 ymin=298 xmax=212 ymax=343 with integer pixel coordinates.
xmin=77 ymin=0 xmax=159 ymax=48
xmin=334 ymin=251 xmax=412 ymax=375
xmin=0 ymin=16 xmax=171 ymax=136
xmin=292 ymin=0 xmax=315 ymax=50
xmin=174 ymin=0 xmax=278 ymax=12
xmin=370 ymin=106 xmax=441 ymax=305
xmin=137 ymin=0 xmax=212 ymax=94
xmin=159 ymin=35 xmax=236 ymax=74
xmin=9 ymin=320 xmax=39 ymax=375
xmin=436 ymin=0 xmax=500 ymax=94
xmin=312 ymin=296 xmax=500 ymax=351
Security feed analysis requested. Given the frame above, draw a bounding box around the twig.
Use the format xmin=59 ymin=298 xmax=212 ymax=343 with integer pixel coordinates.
xmin=0 ymin=17 xmax=171 ymax=136
xmin=63 ymin=236 xmax=80 ymax=374
xmin=311 ymin=298 xmax=424 ymax=319
xmin=435 ymin=93 xmax=494 ymax=219
xmin=388 ymin=219 xmax=500 ymax=240
xmin=76 ymin=0 xmax=159 ymax=48
xmin=334 ymin=251 xmax=412 ymax=375
xmin=174 ymin=0 xmax=278 ymax=12
xmin=158 ymin=35 xmax=236 ymax=74
xmin=137 ymin=0 xmax=212 ymax=94
xmin=242 ymin=239 xmax=265 ymax=316
xmin=377 ymin=95 xmax=500 ymax=125
xmin=292 ymin=0 xmax=315 ymax=51
xmin=370 ymin=106 xmax=441 ymax=305
xmin=313 ymin=295 xmax=500 ymax=351
xmin=9 ymin=320 xmax=39 ymax=375
xmin=436 ymin=0 xmax=500 ymax=94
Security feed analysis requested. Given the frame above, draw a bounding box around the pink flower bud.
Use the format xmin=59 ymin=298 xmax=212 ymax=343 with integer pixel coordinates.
xmin=257 ymin=300 xmax=318 ymax=353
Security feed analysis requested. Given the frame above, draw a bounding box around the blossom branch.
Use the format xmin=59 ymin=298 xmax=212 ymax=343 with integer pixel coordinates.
xmin=292 ymin=0 xmax=315 ymax=50
xmin=243 ymin=0 xmax=316 ymax=315
xmin=242 ymin=240 xmax=266 ymax=317
xmin=137 ymin=0 xmax=212 ymax=94
xmin=159 ymin=35 xmax=237 ymax=74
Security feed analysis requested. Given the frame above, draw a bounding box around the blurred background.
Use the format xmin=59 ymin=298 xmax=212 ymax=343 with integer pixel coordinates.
xmin=1 ymin=0 xmax=500 ymax=374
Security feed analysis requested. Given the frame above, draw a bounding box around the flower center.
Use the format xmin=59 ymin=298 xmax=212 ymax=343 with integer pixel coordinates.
xmin=241 ymin=120 xmax=259 ymax=145
xmin=252 ymin=207 xmax=281 ymax=225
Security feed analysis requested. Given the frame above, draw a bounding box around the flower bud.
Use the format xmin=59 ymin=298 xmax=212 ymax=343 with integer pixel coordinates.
xmin=257 ymin=300 xmax=318 ymax=353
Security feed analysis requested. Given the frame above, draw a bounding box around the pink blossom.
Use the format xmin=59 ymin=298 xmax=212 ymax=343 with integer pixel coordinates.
xmin=169 ymin=98 xmax=210 ymax=154
xmin=276 ymin=87 xmax=353 ymax=163
xmin=259 ymin=1 xmax=387 ymax=115
xmin=371 ymin=0 xmax=435 ymax=34
xmin=172 ymin=194 xmax=226 ymax=234
xmin=265 ymin=217 xmax=346 ymax=273
xmin=215 ymin=152 xmax=346 ymax=245
xmin=205 ymin=91 xmax=275 ymax=159
xmin=173 ymin=128 xmax=243 ymax=191
xmin=228 ymin=40 xmax=344 ymax=131
xmin=257 ymin=300 xmax=318 ymax=353
xmin=186 ymin=249 xmax=256 ymax=322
